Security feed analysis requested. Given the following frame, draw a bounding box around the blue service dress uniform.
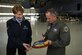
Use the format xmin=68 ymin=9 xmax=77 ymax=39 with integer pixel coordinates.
xmin=6 ymin=17 xmax=32 ymax=55
xmin=43 ymin=19 xmax=70 ymax=55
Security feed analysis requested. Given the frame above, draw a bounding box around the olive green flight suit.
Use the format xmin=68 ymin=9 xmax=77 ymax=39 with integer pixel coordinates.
xmin=44 ymin=19 xmax=70 ymax=55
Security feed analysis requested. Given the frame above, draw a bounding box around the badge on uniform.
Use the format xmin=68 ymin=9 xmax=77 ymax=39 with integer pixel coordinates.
xmin=23 ymin=26 xmax=28 ymax=29
xmin=64 ymin=26 xmax=69 ymax=32
xmin=53 ymin=28 xmax=57 ymax=32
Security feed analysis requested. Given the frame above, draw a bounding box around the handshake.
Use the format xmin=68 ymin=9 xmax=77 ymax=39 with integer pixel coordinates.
xmin=23 ymin=43 xmax=32 ymax=51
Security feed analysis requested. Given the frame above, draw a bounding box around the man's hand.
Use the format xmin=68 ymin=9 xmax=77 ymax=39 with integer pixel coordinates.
xmin=40 ymin=36 xmax=45 ymax=40
xmin=47 ymin=40 xmax=52 ymax=45
xmin=23 ymin=43 xmax=32 ymax=51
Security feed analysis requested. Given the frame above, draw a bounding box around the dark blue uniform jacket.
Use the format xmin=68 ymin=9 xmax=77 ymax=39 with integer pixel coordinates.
xmin=6 ymin=17 xmax=32 ymax=47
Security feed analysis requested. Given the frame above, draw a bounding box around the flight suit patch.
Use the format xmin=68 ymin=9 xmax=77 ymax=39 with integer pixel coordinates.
xmin=63 ymin=26 xmax=69 ymax=32
xmin=47 ymin=26 xmax=50 ymax=30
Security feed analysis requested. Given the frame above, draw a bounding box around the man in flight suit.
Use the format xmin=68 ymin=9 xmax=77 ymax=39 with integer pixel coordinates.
xmin=41 ymin=8 xmax=70 ymax=55
xmin=6 ymin=5 xmax=32 ymax=55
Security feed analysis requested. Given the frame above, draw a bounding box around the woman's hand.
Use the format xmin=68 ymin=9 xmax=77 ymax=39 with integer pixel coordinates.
xmin=23 ymin=43 xmax=32 ymax=51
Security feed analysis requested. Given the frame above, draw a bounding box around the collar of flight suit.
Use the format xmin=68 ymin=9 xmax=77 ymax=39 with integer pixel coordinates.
xmin=50 ymin=18 xmax=60 ymax=26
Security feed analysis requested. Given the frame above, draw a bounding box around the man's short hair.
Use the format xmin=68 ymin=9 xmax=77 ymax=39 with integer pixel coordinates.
xmin=12 ymin=4 xmax=24 ymax=14
xmin=46 ymin=8 xmax=58 ymax=16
